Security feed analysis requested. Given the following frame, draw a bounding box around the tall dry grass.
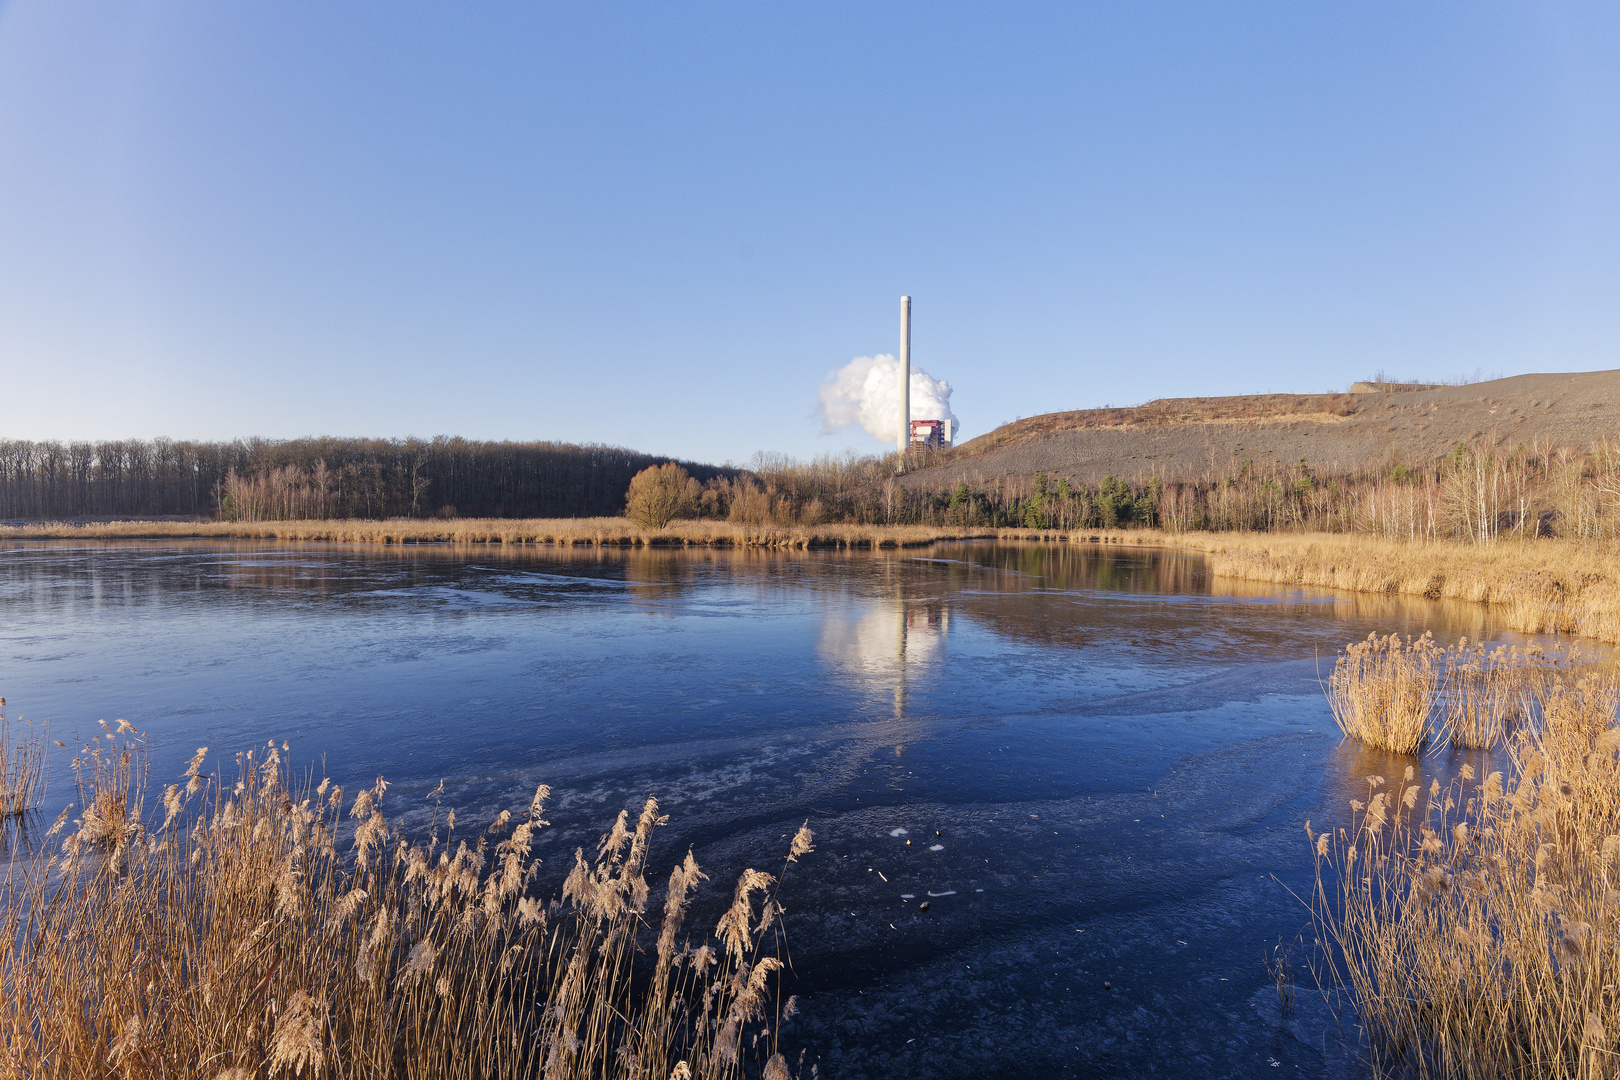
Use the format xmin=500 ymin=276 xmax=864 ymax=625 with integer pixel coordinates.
xmin=0 ymin=725 xmax=814 ymax=1079
xmin=1326 ymin=634 xmax=1577 ymax=753
xmin=0 ymin=701 xmax=43 ymax=818
xmin=1312 ymin=668 xmax=1620 ymax=1079
xmin=0 ymin=516 xmax=1019 ymax=550
xmin=1172 ymin=531 xmax=1620 ymax=645
xmin=1326 ymin=633 xmax=1444 ymax=755
xmin=1438 ymin=639 xmax=1570 ymax=750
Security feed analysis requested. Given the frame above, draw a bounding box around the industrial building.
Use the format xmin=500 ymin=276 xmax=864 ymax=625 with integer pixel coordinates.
xmin=909 ymin=419 xmax=953 ymax=449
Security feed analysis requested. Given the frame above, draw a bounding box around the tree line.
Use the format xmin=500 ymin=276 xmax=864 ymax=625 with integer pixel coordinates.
xmin=628 ymin=436 xmax=1620 ymax=543
xmin=6 ymin=431 xmax=1617 ymax=543
xmin=0 ymin=437 xmax=721 ymax=521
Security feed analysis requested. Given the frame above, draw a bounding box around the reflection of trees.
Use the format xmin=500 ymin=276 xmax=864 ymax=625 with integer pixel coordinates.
xmin=621 ymin=548 xmax=702 ymax=604
xmin=907 ymin=543 xmax=1201 ymax=652
xmin=12 ymin=539 xmax=1521 ymax=661
xmin=959 ymin=542 xmax=1210 ymax=596
xmin=851 ymin=542 xmax=1519 ymax=665
xmin=1205 ymin=576 xmax=1496 ymax=642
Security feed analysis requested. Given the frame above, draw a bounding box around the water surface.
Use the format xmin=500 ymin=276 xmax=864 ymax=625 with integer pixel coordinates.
xmin=0 ymin=540 xmax=1514 ymax=1078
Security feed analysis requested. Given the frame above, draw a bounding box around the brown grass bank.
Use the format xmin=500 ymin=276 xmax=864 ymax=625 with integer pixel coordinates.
xmin=1 ymin=726 xmax=814 ymax=1079
xmin=1159 ymin=531 xmax=1620 ymax=645
xmin=0 ymin=517 xmax=1106 ymax=550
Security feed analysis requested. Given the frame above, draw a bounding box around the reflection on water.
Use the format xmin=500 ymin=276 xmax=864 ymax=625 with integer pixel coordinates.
xmin=0 ymin=539 xmax=1553 ymax=1079
xmin=817 ymin=562 xmax=950 ymax=726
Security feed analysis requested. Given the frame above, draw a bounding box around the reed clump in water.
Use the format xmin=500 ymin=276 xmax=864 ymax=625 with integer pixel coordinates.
xmin=1327 ymin=634 xmax=1580 ymax=752
xmin=0 ymin=727 xmax=814 ymax=1079
xmin=1326 ymin=632 xmax=1443 ymax=755
xmin=0 ymin=699 xmax=44 ymax=818
xmin=1312 ymin=668 xmax=1620 ymax=1080
xmin=1437 ymin=638 xmax=1573 ymax=749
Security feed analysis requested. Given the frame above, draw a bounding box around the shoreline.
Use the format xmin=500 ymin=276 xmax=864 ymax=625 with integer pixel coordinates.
xmin=4 ymin=517 xmax=1615 ymax=643
xmin=1162 ymin=529 xmax=1620 ymax=644
xmin=0 ymin=517 xmax=1143 ymax=550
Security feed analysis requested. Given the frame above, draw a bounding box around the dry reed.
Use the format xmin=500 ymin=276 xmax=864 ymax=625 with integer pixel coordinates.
xmin=0 ymin=516 xmax=1023 ymax=551
xmin=1438 ymin=639 xmax=1573 ymax=749
xmin=0 ymin=726 xmax=815 ymax=1079
xmin=0 ymin=701 xmax=43 ymax=818
xmin=1170 ymin=531 xmax=1620 ymax=645
xmin=1326 ymin=633 xmax=1443 ymax=755
xmin=1326 ymin=634 xmax=1581 ymax=753
xmin=1312 ymin=667 xmax=1620 ymax=1079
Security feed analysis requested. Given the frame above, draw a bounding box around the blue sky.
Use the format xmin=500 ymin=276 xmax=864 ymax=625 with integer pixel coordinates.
xmin=2 ymin=3 xmax=1617 ymax=464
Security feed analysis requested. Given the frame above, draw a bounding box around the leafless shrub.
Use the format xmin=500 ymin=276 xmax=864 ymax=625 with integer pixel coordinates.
xmin=625 ymin=463 xmax=703 ymax=530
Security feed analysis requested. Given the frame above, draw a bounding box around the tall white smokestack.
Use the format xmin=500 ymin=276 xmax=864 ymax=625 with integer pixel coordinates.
xmin=897 ymin=296 xmax=911 ymax=454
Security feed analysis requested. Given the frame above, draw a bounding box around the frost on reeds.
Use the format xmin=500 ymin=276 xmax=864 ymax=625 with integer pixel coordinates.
xmin=1311 ymin=668 xmax=1620 ymax=1080
xmin=1326 ymin=632 xmax=1443 ymax=755
xmin=0 ymin=731 xmax=816 ymax=1080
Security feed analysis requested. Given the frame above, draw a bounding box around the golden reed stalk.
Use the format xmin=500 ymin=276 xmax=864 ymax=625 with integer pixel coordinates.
xmin=1312 ymin=660 xmax=1620 ymax=1078
xmin=0 ymin=725 xmax=815 ymax=1080
xmin=0 ymin=698 xmax=43 ymax=819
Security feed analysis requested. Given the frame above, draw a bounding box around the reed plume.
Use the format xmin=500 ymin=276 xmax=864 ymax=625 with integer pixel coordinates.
xmin=1313 ymin=664 xmax=1620 ymax=1079
xmin=1326 ymin=632 xmax=1441 ymax=754
xmin=0 ymin=730 xmax=814 ymax=1079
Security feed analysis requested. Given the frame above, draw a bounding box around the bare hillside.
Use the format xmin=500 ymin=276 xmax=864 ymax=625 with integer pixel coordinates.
xmin=904 ymin=369 xmax=1620 ymax=488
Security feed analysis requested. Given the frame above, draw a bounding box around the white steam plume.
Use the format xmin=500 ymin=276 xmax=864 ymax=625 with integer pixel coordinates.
xmin=817 ymin=354 xmax=960 ymax=444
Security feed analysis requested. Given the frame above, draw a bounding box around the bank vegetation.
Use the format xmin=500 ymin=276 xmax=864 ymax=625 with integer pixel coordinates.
xmin=0 ymin=517 xmax=1074 ymax=550
xmin=1314 ymin=648 xmax=1620 ymax=1078
xmin=4 ymin=430 xmax=1617 ymax=541
xmin=1178 ymin=532 xmax=1620 ymax=645
xmin=0 ymin=725 xmax=815 ymax=1079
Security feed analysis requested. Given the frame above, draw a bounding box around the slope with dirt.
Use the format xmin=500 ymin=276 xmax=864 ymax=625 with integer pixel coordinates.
xmin=905 ymin=369 xmax=1620 ymax=488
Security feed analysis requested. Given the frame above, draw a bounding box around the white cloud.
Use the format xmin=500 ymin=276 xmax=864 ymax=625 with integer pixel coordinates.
xmin=818 ymin=354 xmax=960 ymax=443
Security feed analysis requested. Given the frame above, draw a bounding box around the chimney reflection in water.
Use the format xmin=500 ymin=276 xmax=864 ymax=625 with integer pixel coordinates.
xmin=816 ymin=560 xmax=951 ymax=742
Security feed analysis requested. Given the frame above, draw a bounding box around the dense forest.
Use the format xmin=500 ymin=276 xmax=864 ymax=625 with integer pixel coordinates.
xmin=0 ymin=437 xmax=722 ymax=521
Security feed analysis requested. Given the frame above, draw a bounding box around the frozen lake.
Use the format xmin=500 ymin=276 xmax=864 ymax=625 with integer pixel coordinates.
xmin=0 ymin=539 xmax=1512 ymax=1078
